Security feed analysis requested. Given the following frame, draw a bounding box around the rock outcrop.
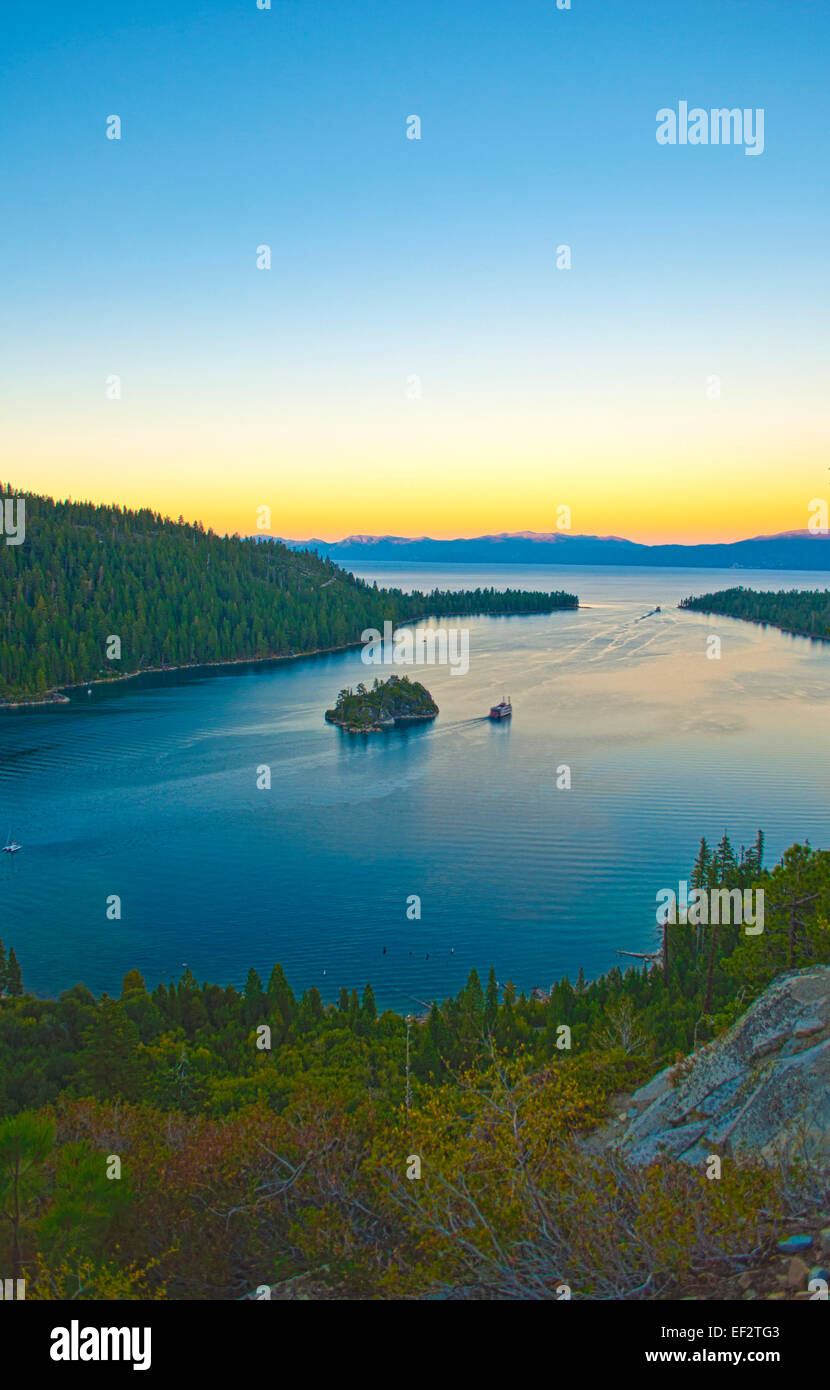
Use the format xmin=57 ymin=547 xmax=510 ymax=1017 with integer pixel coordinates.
xmin=617 ymin=965 xmax=830 ymax=1167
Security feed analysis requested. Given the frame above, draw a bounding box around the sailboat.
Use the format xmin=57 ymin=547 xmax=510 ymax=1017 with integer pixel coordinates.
xmin=3 ymin=826 xmax=21 ymax=853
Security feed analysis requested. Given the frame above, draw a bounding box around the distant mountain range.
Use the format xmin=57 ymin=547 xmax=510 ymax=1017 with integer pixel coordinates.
xmin=272 ymin=529 xmax=830 ymax=570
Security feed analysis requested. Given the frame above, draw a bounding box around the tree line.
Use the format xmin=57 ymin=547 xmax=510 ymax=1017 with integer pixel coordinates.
xmin=0 ymin=485 xmax=577 ymax=701
xmin=680 ymin=586 xmax=830 ymax=640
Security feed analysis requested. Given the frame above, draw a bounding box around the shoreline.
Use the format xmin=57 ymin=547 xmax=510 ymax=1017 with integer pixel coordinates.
xmin=0 ymin=604 xmax=576 ymax=711
xmin=325 ymin=712 xmax=438 ymax=734
xmin=678 ymin=605 xmax=830 ymax=644
xmin=0 ymin=639 xmax=370 ymax=710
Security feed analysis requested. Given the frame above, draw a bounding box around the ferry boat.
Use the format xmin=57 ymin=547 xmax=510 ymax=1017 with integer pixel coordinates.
xmin=489 ymin=697 xmax=512 ymax=720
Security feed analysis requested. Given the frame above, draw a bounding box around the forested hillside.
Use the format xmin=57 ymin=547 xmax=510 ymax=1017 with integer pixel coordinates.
xmin=1 ymin=831 xmax=828 ymax=1299
xmin=680 ymin=586 xmax=830 ymax=639
xmin=0 ymin=485 xmax=576 ymax=701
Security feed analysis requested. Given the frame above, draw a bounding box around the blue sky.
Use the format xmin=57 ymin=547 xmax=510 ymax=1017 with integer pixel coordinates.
xmin=2 ymin=0 xmax=828 ymax=540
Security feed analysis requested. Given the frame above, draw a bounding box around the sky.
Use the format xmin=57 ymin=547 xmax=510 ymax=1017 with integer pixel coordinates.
xmin=1 ymin=0 xmax=828 ymax=544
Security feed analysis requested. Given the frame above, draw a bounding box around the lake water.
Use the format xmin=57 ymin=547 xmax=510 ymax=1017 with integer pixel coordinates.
xmin=1 ymin=565 xmax=828 ymax=1011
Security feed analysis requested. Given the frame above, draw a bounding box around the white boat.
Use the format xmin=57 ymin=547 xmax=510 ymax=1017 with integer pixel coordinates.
xmin=3 ymin=826 xmax=21 ymax=853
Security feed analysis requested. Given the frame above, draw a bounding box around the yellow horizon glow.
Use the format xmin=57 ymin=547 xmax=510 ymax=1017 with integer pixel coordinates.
xmin=5 ymin=397 xmax=825 ymax=547
xmin=7 ymin=470 xmax=816 ymax=547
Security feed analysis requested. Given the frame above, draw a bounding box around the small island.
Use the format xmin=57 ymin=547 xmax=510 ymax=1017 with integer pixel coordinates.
xmin=325 ymin=675 xmax=438 ymax=733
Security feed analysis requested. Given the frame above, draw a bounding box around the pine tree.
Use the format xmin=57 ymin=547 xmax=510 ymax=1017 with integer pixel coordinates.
xmin=485 ymin=967 xmax=499 ymax=1028
xmin=267 ymin=963 xmax=296 ymax=1021
xmin=0 ymin=1113 xmax=57 ymax=1279
xmin=243 ymin=968 xmax=265 ymax=1022
xmin=120 ymin=969 xmax=147 ymax=998
xmin=362 ymin=983 xmax=377 ymax=1021
xmin=6 ymin=947 xmax=23 ymax=996
xmin=78 ymin=998 xmax=144 ymax=1100
xmin=0 ymin=938 xmax=7 ymax=994
xmin=715 ymin=831 xmax=737 ymax=883
xmin=690 ymin=838 xmax=711 ymax=889
xmin=462 ymin=968 xmax=485 ymax=1021
xmin=244 ymin=968 xmax=264 ymax=1001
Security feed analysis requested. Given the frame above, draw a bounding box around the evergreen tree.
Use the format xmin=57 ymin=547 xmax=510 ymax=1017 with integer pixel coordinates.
xmin=267 ymin=963 xmax=296 ymax=1021
xmin=362 ymin=983 xmax=377 ymax=1021
xmin=6 ymin=948 xmax=22 ymax=996
xmin=0 ymin=1113 xmax=57 ymax=1279
xmin=243 ymin=968 xmax=265 ymax=1023
xmin=37 ymin=1139 xmax=126 ymax=1262
xmin=462 ymin=968 xmax=485 ymax=1022
xmin=485 ymin=967 xmax=499 ymax=1028
xmin=244 ymin=968 xmax=264 ymax=1001
xmin=715 ymin=831 xmax=737 ymax=882
xmin=120 ymin=969 xmax=147 ymax=998
xmin=78 ymin=998 xmax=144 ymax=1101
xmin=690 ymin=838 xmax=711 ymax=889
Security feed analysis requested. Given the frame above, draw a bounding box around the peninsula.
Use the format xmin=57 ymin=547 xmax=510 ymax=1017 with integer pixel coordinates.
xmin=0 ymin=487 xmax=578 ymax=705
xmin=679 ymin=587 xmax=830 ymax=640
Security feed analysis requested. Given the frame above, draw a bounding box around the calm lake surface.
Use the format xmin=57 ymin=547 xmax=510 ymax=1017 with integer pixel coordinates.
xmin=1 ymin=565 xmax=828 ymax=1010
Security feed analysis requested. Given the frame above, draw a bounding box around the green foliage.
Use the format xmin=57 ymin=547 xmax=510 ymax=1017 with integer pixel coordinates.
xmin=78 ymin=998 xmax=145 ymax=1102
xmin=680 ymin=585 xmax=830 ymax=639
xmin=0 ymin=1111 xmax=57 ymax=1277
xmin=0 ymin=485 xmax=577 ymax=701
xmin=0 ymin=829 xmax=827 ymax=1298
xmin=326 ymin=674 xmax=438 ymax=728
xmin=6 ymin=948 xmax=22 ymax=996
xmin=1 ymin=833 xmax=828 ymax=1125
